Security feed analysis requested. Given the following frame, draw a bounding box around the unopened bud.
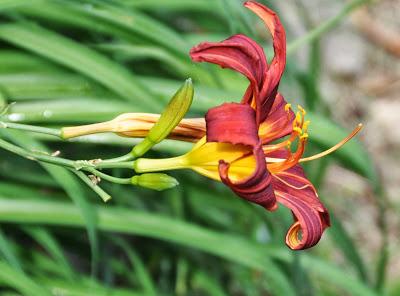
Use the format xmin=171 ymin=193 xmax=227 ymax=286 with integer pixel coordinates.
xmin=131 ymin=78 xmax=194 ymax=157
xmin=131 ymin=173 xmax=179 ymax=191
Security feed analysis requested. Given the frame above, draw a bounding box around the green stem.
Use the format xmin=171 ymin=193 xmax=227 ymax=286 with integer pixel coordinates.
xmin=0 ymin=121 xmax=62 ymax=138
xmin=84 ymin=167 xmax=131 ymax=185
xmin=0 ymin=137 xmax=73 ymax=167
xmin=0 ymin=137 xmax=133 ymax=176
xmin=94 ymin=161 xmax=134 ymax=169
xmin=71 ymin=170 xmax=112 ymax=202
xmin=287 ymin=0 xmax=371 ymax=55
xmin=100 ymin=152 xmax=134 ymax=163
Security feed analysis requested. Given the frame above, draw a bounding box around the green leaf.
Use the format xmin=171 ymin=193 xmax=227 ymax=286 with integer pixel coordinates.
xmin=0 ymin=130 xmax=99 ymax=274
xmin=120 ymin=0 xmax=217 ymax=13
xmin=0 ymin=73 xmax=95 ymax=100
xmin=66 ymin=0 xmax=190 ymax=57
xmin=0 ymin=228 xmax=22 ymax=272
xmin=0 ymin=0 xmax=42 ymax=11
xmin=328 ymin=214 xmax=369 ymax=283
xmin=22 ymin=226 xmax=75 ymax=281
xmin=0 ymin=260 xmax=51 ymax=296
xmin=0 ymin=22 xmax=159 ymax=111
xmin=113 ymin=237 xmax=157 ymax=296
xmin=0 ymin=198 xmax=379 ymax=296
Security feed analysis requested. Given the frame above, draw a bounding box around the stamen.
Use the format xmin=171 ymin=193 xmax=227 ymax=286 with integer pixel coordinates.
xmin=300 ymin=133 xmax=308 ymax=139
xmin=297 ymin=105 xmax=306 ymax=116
xmin=299 ymin=124 xmax=363 ymax=163
xmin=293 ymin=127 xmax=302 ymax=134
xmin=284 ymin=103 xmax=292 ymax=112
xmin=295 ymin=112 xmax=302 ymax=125
xmin=303 ymin=120 xmax=310 ymax=131
xmin=267 ymin=136 xmax=308 ymax=173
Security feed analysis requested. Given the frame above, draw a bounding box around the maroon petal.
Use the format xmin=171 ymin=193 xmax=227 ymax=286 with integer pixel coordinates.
xmin=259 ymin=93 xmax=295 ymax=143
xmin=190 ymin=34 xmax=267 ymax=90
xmin=271 ymin=164 xmax=330 ymax=250
xmin=206 ymin=102 xmax=259 ymax=147
xmin=205 ymin=102 xmax=277 ymax=210
xmin=219 ymin=145 xmax=276 ymax=210
xmin=244 ymin=1 xmax=287 ymax=122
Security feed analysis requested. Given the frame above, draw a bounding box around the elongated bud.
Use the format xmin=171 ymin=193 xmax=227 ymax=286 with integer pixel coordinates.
xmin=131 ymin=78 xmax=194 ymax=157
xmin=131 ymin=173 xmax=179 ymax=191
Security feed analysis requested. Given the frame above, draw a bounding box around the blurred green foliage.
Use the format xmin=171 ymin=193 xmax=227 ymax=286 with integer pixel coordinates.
xmin=0 ymin=0 xmax=389 ymax=295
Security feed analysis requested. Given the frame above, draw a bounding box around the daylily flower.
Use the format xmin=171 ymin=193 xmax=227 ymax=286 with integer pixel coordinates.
xmin=134 ymin=1 xmax=362 ymax=250
xmin=60 ymin=1 xmax=362 ymax=250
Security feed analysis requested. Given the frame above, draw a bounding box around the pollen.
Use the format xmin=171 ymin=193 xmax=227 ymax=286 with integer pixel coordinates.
xmin=284 ymin=103 xmax=292 ymax=112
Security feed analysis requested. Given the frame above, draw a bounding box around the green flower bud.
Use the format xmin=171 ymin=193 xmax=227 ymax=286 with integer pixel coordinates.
xmin=131 ymin=173 xmax=179 ymax=191
xmin=131 ymin=78 xmax=194 ymax=157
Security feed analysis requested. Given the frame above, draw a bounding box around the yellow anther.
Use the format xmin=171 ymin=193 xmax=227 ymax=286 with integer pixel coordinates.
xmin=295 ymin=112 xmax=302 ymax=124
xmin=300 ymin=133 xmax=309 ymax=139
xmin=284 ymin=103 xmax=292 ymax=112
xmin=303 ymin=120 xmax=310 ymax=131
xmin=297 ymin=105 xmax=306 ymax=116
xmin=293 ymin=127 xmax=302 ymax=134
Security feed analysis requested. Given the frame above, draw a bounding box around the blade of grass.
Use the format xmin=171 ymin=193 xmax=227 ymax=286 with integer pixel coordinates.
xmin=113 ymin=237 xmax=157 ymax=296
xmin=0 ymin=130 xmax=99 ymax=274
xmin=0 ymin=198 xmax=379 ymax=296
xmin=328 ymin=214 xmax=369 ymax=283
xmin=17 ymin=0 xmax=189 ymax=57
xmin=0 ymin=22 xmax=159 ymax=111
xmin=0 ymin=50 xmax=60 ymax=73
xmin=0 ymin=199 xmax=295 ymax=296
xmin=120 ymin=0 xmax=217 ymax=13
xmin=22 ymin=226 xmax=75 ymax=281
xmin=0 ymin=228 xmax=22 ymax=272
xmin=0 ymin=0 xmax=42 ymax=10
xmin=96 ymin=44 xmax=191 ymax=77
xmin=0 ymin=73 xmax=95 ymax=100
xmin=0 ymin=260 xmax=51 ymax=296
xmin=65 ymin=0 xmax=190 ymax=57
xmin=191 ymin=270 xmax=227 ymax=296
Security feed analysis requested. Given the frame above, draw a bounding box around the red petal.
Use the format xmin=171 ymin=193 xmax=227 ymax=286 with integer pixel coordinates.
xmin=205 ymin=103 xmax=277 ymax=210
xmin=190 ymin=34 xmax=267 ymax=89
xmin=244 ymin=1 xmax=287 ymax=122
xmin=271 ymin=164 xmax=330 ymax=250
xmin=259 ymin=93 xmax=295 ymax=143
xmin=206 ymin=102 xmax=259 ymax=147
xmin=190 ymin=34 xmax=267 ymax=112
xmin=219 ymin=145 xmax=277 ymax=210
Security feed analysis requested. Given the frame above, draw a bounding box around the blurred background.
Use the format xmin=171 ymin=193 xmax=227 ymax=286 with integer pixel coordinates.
xmin=0 ymin=0 xmax=398 ymax=295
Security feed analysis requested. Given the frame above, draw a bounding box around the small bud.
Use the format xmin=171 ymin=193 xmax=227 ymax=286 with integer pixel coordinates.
xmin=131 ymin=173 xmax=179 ymax=191
xmin=131 ymin=78 xmax=194 ymax=157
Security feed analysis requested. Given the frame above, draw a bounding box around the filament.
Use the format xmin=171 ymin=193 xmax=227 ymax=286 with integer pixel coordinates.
xmin=299 ymin=123 xmax=363 ymax=163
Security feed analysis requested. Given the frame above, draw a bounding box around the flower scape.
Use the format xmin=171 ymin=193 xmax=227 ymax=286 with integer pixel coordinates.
xmin=0 ymin=1 xmax=363 ymax=251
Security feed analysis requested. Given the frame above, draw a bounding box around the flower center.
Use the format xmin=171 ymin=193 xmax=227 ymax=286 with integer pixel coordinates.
xmin=264 ymin=104 xmax=363 ymax=174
